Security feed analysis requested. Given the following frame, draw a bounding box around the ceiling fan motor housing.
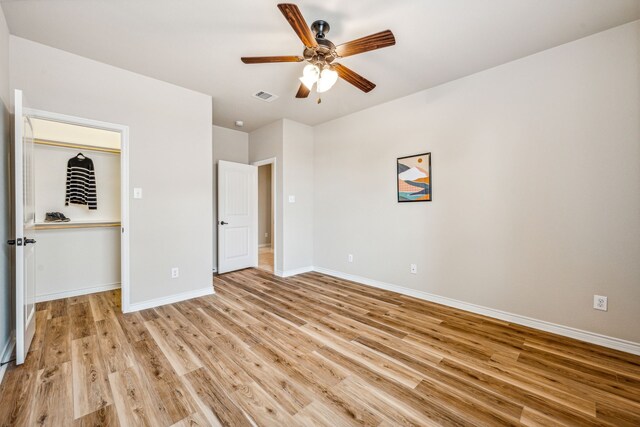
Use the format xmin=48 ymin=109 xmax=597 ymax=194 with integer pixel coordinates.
xmin=305 ymin=20 xmax=337 ymax=66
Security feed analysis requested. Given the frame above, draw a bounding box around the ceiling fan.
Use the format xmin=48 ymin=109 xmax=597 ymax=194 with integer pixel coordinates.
xmin=241 ymin=3 xmax=396 ymax=100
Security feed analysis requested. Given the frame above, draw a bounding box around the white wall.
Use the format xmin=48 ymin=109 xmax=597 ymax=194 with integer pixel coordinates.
xmin=212 ymin=125 xmax=248 ymax=270
xmin=282 ymin=119 xmax=313 ymax=272
xmin=313 ymin=22 xmax=640 ymax=343
xmin=11 ymin=36 xmax=213 ymax=307
xmin=35 ymin=228 xmax=120 ymax=300
xmin=0 ymin=6 xmax=11 ymax=359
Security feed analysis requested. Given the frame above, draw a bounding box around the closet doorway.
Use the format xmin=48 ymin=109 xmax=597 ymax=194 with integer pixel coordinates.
xmin=24 ymin=108 xmax=130 ymax=312
xmin=254 ymin=158 xmax=275 ymax=273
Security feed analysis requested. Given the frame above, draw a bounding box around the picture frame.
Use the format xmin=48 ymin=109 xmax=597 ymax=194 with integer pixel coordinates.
xmin=397 ymin=152 xmax=431 ymax=202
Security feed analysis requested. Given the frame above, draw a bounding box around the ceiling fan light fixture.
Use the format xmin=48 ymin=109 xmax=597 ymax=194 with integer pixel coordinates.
xmin=316 ymin=67 xmax=338 ymax=93
xmin=299 ymin=75 xmax=316 ymax=90
xmin=300 ymin=63 xmax=320 ymax=90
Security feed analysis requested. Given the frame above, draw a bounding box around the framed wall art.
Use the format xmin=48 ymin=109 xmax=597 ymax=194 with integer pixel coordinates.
xmin=397 ymin=152 xmax=431 ymax=202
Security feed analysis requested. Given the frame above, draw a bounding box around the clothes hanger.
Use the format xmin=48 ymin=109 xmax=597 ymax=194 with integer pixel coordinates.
xmin=76 ymin=152 xmax=86 ymax=159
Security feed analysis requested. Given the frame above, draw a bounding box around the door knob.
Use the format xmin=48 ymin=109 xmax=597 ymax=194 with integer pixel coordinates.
xmin=220 ymin=221 xmax=228 ymax=225
xmin=6 ymin=240 xmax=15 ymax=245
xmin=24 ymin=238 xmax=36 ymax=245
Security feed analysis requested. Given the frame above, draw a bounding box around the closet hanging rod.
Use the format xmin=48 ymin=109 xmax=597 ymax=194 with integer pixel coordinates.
xmin=34 ymin=138 xmax=121 ymax=154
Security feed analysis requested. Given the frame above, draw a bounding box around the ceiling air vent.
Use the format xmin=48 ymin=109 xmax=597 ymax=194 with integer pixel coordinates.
xmin=252 ymin=90 xmax=279 ymax=102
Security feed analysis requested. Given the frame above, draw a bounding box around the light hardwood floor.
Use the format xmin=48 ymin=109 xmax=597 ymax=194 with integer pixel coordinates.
xmin=0 ymin=268 xmax=639 ymax=426
xmin=258 ymin=246 xmax=274 ymax=272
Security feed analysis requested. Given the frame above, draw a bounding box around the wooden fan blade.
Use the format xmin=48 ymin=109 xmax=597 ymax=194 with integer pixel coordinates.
xmin=277 ymin=4 xmax=318 ymax=48
xmin=334 ymin=63 xmax=376 ymax=93
xmin=335 ymin=30 xmax=396 ymax=58
xmin=295 ymin=83 xmax=310 ymax=98
xmin=241 ymin=56 xmax=304 ymax=64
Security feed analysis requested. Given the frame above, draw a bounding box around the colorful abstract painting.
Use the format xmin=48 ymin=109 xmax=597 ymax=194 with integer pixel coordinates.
xmin=397 ymin=153 xmax=431 ymax=202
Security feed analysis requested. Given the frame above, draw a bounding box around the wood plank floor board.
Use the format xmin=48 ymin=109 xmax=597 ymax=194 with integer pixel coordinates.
xmin=168 ymin=411 xmax=212 ymax=427
xmin=115 ymin=311 xmax=150 ymax=343
xmin=0 ymin=356 xmax=39 ymax=426
xmin=131 ymin=338 xmax=196 ymax=424
xmin=1 ymin=268 xmax=639 ymax=426
xmin=144 ymin=317 xmax=203 ymax=377
xmin=72 ymin=404 xmax=120 ymax=427
xmin=200 ymin=303 xmax=262 ymax=346
xmin=48 ymin=298 xmax=68 ymax=319
xmin=30 ymin=361 xmax=73 ymax=426
xmin=71 ymin=335 xmax=114 ymax=420
xmin=69 ymin=301 xmax=97 ymax=340
xmin=29 ymin=309 xmax=50 ymax=355
xmin=95 ymin=316 xmax=136 ymax=374
xmin=182 ymin=367 xmax=252 ymax=427
xmin=39 ymin=315 xmax=71 ymax=369
xmin=108 ymin=365 xmax=173 ymax=427
xmin=211 ymin=333 xmax=313 ymax=415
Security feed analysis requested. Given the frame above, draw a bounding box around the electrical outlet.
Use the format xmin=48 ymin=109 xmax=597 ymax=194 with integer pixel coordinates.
xmin=593 ymin=295 xmax=607 ymax=311
xmin=133 ymin=187 xmax=143 ymax=199
xmin=410 ymin=264 xmax=417 ymax=274
xmin=171 ymin=267 xmax=179 ymax=279
xmin=348 ymin=254 xmax=353 ymax=263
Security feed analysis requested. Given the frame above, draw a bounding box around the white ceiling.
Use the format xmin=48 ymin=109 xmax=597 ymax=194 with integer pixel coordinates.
xmin=2 ymin=0 xmax=639 ymax=132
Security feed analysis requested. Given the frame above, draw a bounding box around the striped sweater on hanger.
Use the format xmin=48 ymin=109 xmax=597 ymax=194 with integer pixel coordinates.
xmin=65 ymin=155 xmax=97 ymax=210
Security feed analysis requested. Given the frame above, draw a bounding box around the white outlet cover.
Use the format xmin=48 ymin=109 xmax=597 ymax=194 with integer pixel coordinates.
xmin=348 ymin=254 xmax=353 ymax=262
xmin=133 ymin=187 xmax=143 ymax=199
xmin=410 ymin=264 xmax=417 ymax=274
xmin=288 ymin=195 xmax=296 ymax=203
xmin=593 ymin=295 xmax=607 ymax=311
xmin=171 ymin=267 xmax=179 ymax=278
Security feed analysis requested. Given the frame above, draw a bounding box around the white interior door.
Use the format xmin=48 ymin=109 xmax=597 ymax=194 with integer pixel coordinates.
xmin=217 ymin=160 xmax=257 ymax=274
xmin=13 ymin=89 xmax=36 ymax=365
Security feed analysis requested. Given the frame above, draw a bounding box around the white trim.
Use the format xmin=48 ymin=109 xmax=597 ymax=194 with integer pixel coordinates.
xmin=23 ymin=108 xmax=131 ymax=313
xmin=127 ymin=286 xmax=214 ymax=312
xmin=35 ymin=283 xmax=121 ymax=303
xmin=259 ymin=243 xmax=271 ymax=248
xmin=312 ymin=267 xmax=640 ymax=356
xmin=252 ymin=157 xmax=277 ymax=274
xmin=276 ymin=266 xmax=314 ymax=278
xmin=0 ymin=332 xmax=16 ymax=386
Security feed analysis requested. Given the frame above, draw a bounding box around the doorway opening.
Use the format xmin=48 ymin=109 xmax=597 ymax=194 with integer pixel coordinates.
xmin=253 ymin=158 xmax=276 ymax=273
xmin=24 ymin=108 xmax=130 ymax=312
xmin=257 ymin=163 xmax=274 ymax=272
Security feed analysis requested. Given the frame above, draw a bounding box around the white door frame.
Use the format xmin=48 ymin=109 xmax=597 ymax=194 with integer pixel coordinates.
xmin=252 ymin=157 xmax=277 ymax=273
xmin=23 ymin=108 xmax=131 ymax=312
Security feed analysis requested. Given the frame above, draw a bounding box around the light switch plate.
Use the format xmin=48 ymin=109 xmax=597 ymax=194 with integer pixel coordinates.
xmin=288 ymin=195 xmax=296 ymax=203
xmin=133 ymin=188 xmax=143 ymax=199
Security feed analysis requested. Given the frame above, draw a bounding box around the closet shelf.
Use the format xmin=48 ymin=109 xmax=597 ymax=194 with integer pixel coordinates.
xmin=35 ymin=221 xmax=121 ymax=230
xmin=34 ymin=138 xmax=120 ymax=154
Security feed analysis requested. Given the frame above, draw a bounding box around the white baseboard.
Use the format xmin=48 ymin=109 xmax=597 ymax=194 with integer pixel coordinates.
xmin=311 ymin=266 xmax=640 ymax=356
xmin=0 ymin=332 xmax=16 ymax=386
xmin=275 ymin=266 xmax=314 ymax=278
xmin=36 ymin=283 xmax=121 ymax=303
xmin=258 ymin=243 xmax=271 ymax=248
xmin=126 ymin=286 xmax=214 ymax=313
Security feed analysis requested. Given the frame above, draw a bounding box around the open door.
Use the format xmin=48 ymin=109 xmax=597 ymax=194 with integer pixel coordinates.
xmin=217 ymin=160 xmax=257 ymax=274
xmin=12 ymin=89 xmax=36 ymax=365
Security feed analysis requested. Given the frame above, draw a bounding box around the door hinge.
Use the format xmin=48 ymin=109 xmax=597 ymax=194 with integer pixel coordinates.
xmin=6 ymin=239 xmax=15 ymax=245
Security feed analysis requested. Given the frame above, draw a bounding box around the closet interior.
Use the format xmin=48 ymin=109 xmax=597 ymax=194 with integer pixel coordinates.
xmin=32 ymin=118 xmax=122 ymax=302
